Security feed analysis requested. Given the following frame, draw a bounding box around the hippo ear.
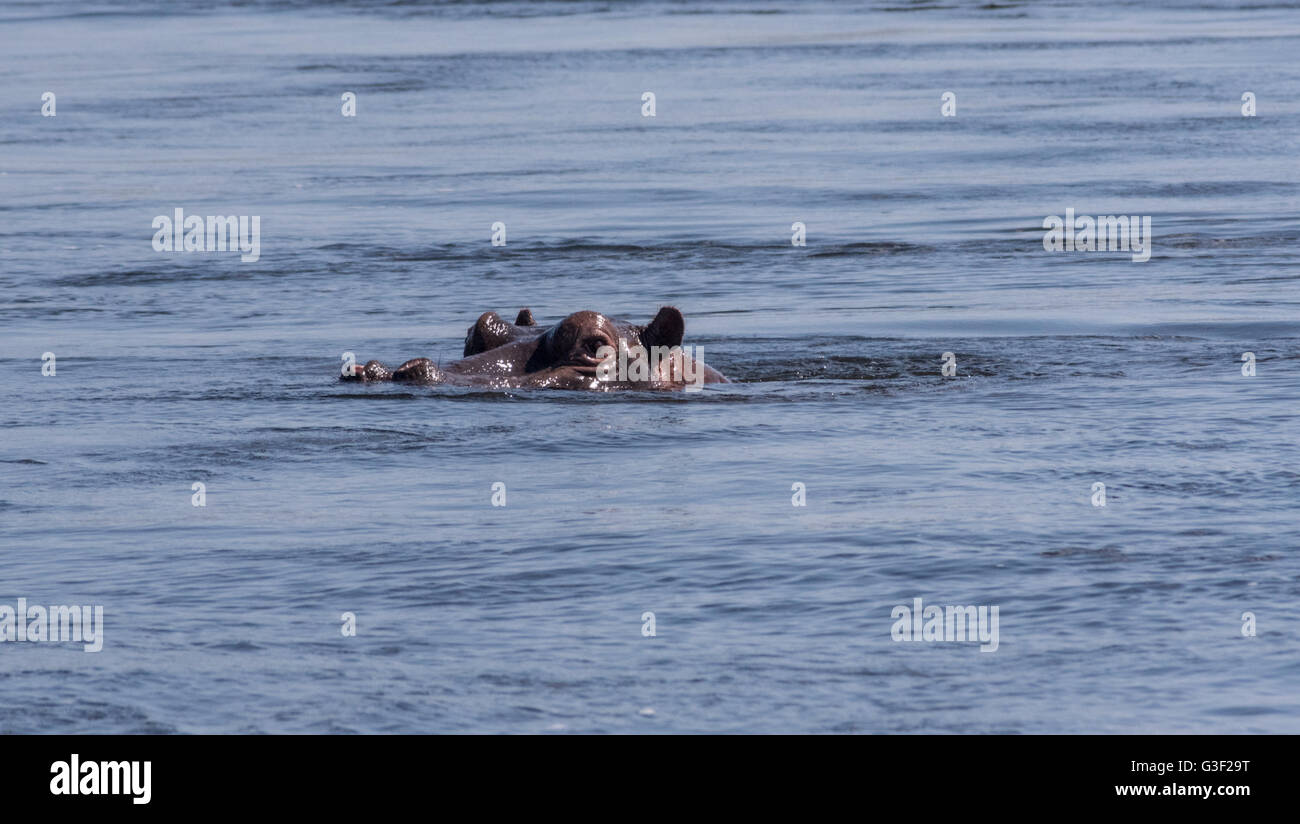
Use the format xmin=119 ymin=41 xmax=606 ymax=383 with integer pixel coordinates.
xmin=642 ymin=306 xmax=685 ymax=350
xmin=515 ymin=308 xmax=536 ymax=326
xmin=464 ymin=311 xmax=512 ymax=356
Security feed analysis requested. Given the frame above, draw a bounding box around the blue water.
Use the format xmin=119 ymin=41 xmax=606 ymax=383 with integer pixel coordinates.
xmin=2 ymin=0 xmax=1298 ymax=733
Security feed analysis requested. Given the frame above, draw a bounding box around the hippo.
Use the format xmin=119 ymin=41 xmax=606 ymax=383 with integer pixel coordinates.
xmin=342 ymin=306 xmax=728 ymax=390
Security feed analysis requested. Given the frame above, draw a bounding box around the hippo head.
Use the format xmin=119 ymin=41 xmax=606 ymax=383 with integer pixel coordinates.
xmin=525 ymin=307 xmax=687 ymax=388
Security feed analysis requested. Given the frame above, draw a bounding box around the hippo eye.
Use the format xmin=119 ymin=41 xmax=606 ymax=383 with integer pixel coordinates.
xmin=582 ymin=336 xmax=607 ymax=355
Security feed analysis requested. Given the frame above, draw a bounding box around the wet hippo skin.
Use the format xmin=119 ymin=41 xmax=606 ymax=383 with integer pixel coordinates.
xmin=343 ymin=306 xmax=728 ymax=390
